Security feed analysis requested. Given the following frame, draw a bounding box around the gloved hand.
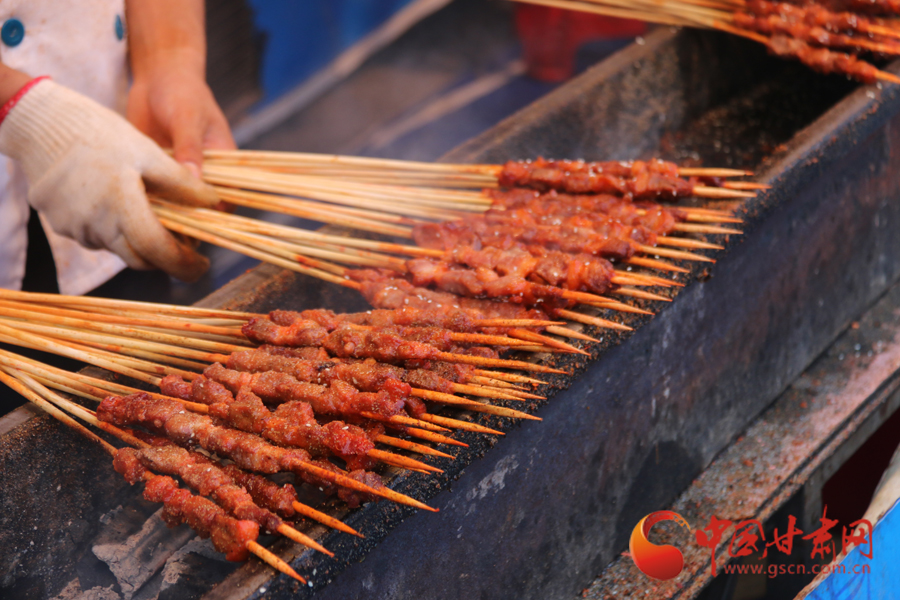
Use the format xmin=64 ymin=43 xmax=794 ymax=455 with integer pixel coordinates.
xmin=0 ymin=78 xmax=219 ymax=282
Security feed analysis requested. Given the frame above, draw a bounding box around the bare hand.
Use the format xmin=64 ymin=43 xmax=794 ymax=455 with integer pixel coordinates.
xmin=127 ymin=56 xmax=235 ymax=179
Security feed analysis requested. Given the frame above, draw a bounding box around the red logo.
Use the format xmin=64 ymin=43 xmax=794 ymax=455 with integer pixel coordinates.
xmin=630 ymin=507 xmax=873 ymax=581
xmin=629 ymin=511 xmax=691 ymax=580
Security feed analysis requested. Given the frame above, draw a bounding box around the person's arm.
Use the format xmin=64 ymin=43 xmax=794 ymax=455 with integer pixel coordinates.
xmin=125 ymin=0 xmax=235 ymax=178
xmin=0 ymin=64 xmax=32 ymax=105
xmin=0 ymin=69 xmax=219 ymax=281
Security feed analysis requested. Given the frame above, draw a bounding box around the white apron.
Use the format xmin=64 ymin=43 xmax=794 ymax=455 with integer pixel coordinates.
xmin=0 ymin=0 xmax=129 ymax=295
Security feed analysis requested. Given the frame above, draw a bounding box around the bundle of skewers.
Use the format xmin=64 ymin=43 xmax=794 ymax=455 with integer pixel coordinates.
xmin=509 ymin=0 xmax=900 ymax=85
xmin=0 ymin=290 xmax=576 ymax=584
xmin=148 ymin=152 xmax=753 ymax=337
xmin=1 ymin=151 xmax=757 ymax=587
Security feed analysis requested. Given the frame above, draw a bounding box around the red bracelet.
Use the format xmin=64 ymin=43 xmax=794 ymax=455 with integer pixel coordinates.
xmin=0 ymin=75 xmax=50 ymax=128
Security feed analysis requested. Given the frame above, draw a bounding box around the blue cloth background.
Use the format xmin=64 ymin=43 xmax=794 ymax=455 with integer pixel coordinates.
xmin=247 ymin=0 xmax=414 ymax=102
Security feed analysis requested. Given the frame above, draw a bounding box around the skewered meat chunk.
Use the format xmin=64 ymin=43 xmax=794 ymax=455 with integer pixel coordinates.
xmin=324 ymin=327 xmax=445 ymax=363
xmin=221 ymin=464 xmax=298 ymax=519
xmin=243 ymin=315 xmax=460 ymax=364
xmin=113 ymin=446 xmax=149 ymax=484
xmin=484 ymin=208 xmax=667 ymax=244
xmin=229 ymin=349 xmax=427 ymax=417
xmin=101 ymin=394 xmax=303 ymax=472
xmin=139 ymin=472 xmax=260 ymax=561
xmin=242 ymin=318 xmax=328 ymax=347
xmin=264 ymin=310 xmax=506 ymax=353
xmin=247 ymin=315 xmax=479 ymax=352
xmin=161 ymin=374 xmax=234 ymax=406
xmin=413 ymin=213 xmax=652 ymax=259
xmin=230 ymin=348 xmax=452 ymax=407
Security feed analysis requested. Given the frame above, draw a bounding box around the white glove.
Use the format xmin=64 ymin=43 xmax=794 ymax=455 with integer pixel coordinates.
xmin=0 ymin=79 xmax=219 ymax=282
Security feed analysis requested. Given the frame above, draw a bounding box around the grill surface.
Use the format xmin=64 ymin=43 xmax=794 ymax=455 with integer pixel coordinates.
xmin=3 ymin=26 xmax=900 ymax=600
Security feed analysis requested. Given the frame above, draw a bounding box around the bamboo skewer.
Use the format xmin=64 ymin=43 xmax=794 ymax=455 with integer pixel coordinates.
xmin=544 ymin=325 xmax=601 ymax=343
xmin=657 ymin=236 xmax=724 ymax=250
xmin=507 ymin=328 xmax=588 ymax=355
xmin=636 ymin=244 xmax=715 ymax=263
xmin=405 ymin=427 xmax=470 ymax=446
xmin=376 ymin=435 xmax=455 ymax=459
xmin=626 ymin=256 xmax=690 ymax=273
xmin=473 ymin=370 xmax=546 ymax=386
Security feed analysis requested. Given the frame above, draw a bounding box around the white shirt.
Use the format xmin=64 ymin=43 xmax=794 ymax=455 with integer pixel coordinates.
xmin=0 ymin=0 xmax=129 ymax=295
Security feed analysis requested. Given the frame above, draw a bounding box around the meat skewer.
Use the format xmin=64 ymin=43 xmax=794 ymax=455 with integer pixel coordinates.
xmin=134 ymin=425 xmax=361 ymax=537
xmin=0 ymin=311 xmax=528 ymax=427
xmin=766 ymin=33 xmax=895 ymax=83
xmin=0 ymin=368 xmax=306 ymax=582
xmin=357 ymin=275 xmax=636 ymax=335
xmin=834 ymin=0 xmax=900 ymax=17
xmin=243 ymin=311 xmax=537 ymax=350
xmin=496 ymin=158 xmax=754 ymax=199
xmin=269 ymin=307 xmax=565 ymax=345
xmin=413 ymin=210 xmax=727 ymax=262
xmin=227 ymin=347 xmax=542 ymax=402
xmin=239 ymin=316 xmax=566 ymax=375
xmin=199 ymin=150 xmax=755 ymax=200
xmin=153 ymin=198 xmax=708 ymax=282
xmin=270 ymin=307 xmax=559 ymax=345
xmin=0 ymin=290 xmax=561 ymax=402
xmin=403 ymin=256 xmax=669 ymax=305
xmin=485 ymin=188 xmax=741 ymax=227
xmin=267 ymin=308 xmax=586 ymax=357
xmin=203 ymin=148 xmax=753 ymax=179
xmin=198 ymin=362 xmax=538 ymax=421
xmin=154 ymin=201 xmax=691 ymax=318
